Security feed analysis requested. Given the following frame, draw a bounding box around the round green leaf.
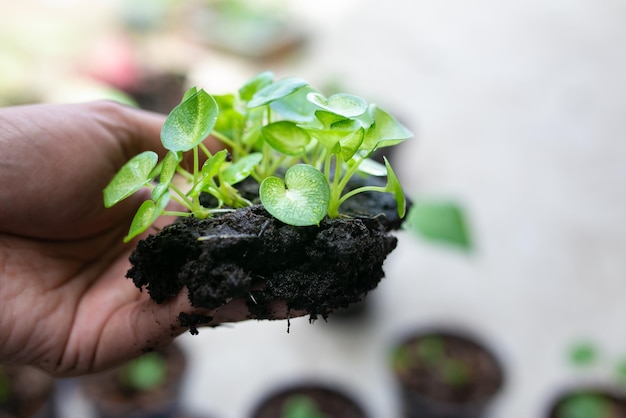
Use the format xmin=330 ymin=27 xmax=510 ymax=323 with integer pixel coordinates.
xmin=308 ymin=92 xmax=368 ymax=118
xmin=260 ymin=164 xmax=330 ymax=226
xmin=103 ymin=151 xmax=158 ymax=208
xmin=270 ymin=85 xmax=319 ymax=123
xmin=247 ymin=77 xmax=308 ymax=108
xmin=239 ymin=71 xmax=274 ymax=101
xmin=161 ymin=89 xmax=218 ymax=152
xmin=221 ymin=153 xmax=262 ymax=185
xmin=262 ymin=121 xmax=311 ymax=156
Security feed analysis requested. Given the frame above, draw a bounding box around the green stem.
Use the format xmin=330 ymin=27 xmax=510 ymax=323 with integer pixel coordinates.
xmin=162 ymin=210 xmax=192 ymax=217
xmin=199 ymin=142 xmax=213 ymax=159
xmin=169 ymin=183 xmax=193 ymax=210
xmin=337 ymin=185 xmax=386 ymax=207
xmin=211 ymin=131 xmax=243 ymax=155
xmin=176 ymin=166 xmax=194 ymax=182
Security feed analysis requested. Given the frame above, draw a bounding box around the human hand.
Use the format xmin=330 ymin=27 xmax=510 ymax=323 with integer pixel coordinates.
xmin=0 ymin=101 xmax=289 ymax=377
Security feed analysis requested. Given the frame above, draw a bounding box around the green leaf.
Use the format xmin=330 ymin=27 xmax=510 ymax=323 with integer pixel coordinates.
xmin=569 ymin=342 xmax=597 ymax=367
xmin=355 ymin=157 xmax=387 ymax=176
xmin=103 ymin=151 xmax=158 ymax=208
xmin=213 ymin=94 xmax=243 ymax=139
xmin=161 ymin=89 xmax=218 ymax=152
xmin=124 ymin=193 xmax=169 ymax=242
xmin=270 ymin=85 xmax=319 ymax=123
xmin=558 ymin=393 xmax=613 ymax=418
xmin=314 ymin=109 xmax=349 ymax=128
xmin=181 ymin=86 xmax=198 ymax=102
xmin=222 ymin=153 xmax=262 ymax=185
xmin=151 ymin=182 xmax=169 ymax=201
xmin=239 ymin=71 xmax=274 ymax=101
xmin=247 ymin=77 xmax=308 ymax=108
xmin=281 ymin=395 xmax=329 ymax=418
xmin=308 ymin=92 xmax=368 ymax=118
xmin=362 ymin=105 xmax=412 ymax=151
xmin=160 ymin=150 xmax=182 ymax=184
xmin=262 ymin=121 xmax=311 ymax=156
xmin=384 ymin=157 xmax=406 ymax=218
xmin=405 ymin=199 xmax=471 ymax=249
xmin=125 ymin=200 xmax=156 ymax=242
xmin=338 ymin=127 xmax=364 ymax=161
xmin=120 ymin=352 xmax=167 ymax=391
xmin=189 ymin=150 xmax=230 ymax=196
xmin=260 ymin=164 xmax=330 ymax=226
xmin=201 ymin=149 xmax=229 ymax=178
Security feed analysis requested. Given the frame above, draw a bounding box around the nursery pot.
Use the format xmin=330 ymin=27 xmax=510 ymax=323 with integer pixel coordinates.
xmin=0 ymin=365 xmax=56 ymax=418
xmin=81 ymin=342 xmax=187 ymax=418
xmin=546 ymin=386 xmax=626 ymax=418
xmin=389 ymin=330 xmax=504 ymax=418
xmin=249 ymin=382 xmax=368 ymax=418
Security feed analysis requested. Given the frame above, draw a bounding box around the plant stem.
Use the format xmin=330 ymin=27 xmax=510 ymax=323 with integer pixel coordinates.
xmin=211 ymin=130 xmax=243 ymax=155
xmin=199 ymin=142 xmax=213 ymax=158
xmin=169 ymin=183 xmax=193 ymax=210
xmin=337 ymin=185 xmax=386 ymax=207
xmin=162 ymin=210 xmax=192 ymax=217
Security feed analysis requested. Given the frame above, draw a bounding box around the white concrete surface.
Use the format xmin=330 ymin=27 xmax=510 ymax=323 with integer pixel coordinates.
xmin=3 ymin=0 xmax=626 ymax=417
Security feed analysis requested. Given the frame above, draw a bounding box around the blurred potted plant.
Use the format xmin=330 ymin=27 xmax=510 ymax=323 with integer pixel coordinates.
xmin=81 ymin=342 xmax=187 ymax=418
xmin=546 ymin=341 xmax=626 ymax=418
xmin=0 ymin=365 xmax=56 ymax=418
xmin=389 ymin=329 xmax=504 ymax=418
xmin=250 ymin=381 xmax=368 ymax=418
xmin=185 ymin=0 xmax=306 ymax=60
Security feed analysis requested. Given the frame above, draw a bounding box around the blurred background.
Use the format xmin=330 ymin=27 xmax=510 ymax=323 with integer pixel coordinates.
xmin=2 ymin=0 xmax=626 ymax=417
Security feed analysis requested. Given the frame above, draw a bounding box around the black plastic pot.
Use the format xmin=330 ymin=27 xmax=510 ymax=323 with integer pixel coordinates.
xmin=0 ymin=365 xmax=56 ymax=418
xmin=249 ymin=381 xmax=369 ymax=418
xmin=81 ymin=342 xmax=187 ymax=418
xmin=389 ymin=329 xmax=504 ymax=418
xmin=546 ymin=386 xmax=626 ymax=418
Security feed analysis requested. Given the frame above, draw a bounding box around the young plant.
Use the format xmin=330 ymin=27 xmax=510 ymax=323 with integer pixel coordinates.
xmin=117 ymin=352 xmax=168 ymax=392
xmin=104 ymin=71 xmax=411 ymax=240
xmin=392 ymin=336 xmax=471 ymax=388
xmin=554 ymin=341 xmax=626 ymax=418
xmin=281 ymin=395 xmax=329 ymax=418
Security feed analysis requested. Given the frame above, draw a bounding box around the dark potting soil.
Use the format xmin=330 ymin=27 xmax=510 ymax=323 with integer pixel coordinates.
xmin=250 ymin=384 xmax=368 ymax=418
xmin=81 ymin=343 xmax=186 ymax=417
xmin=547 ymin=388 xmax=626 ymax=418
xmin=392 ymin=332 xmax=504 ymax=411
xmin=127 ymin=182 xmax=405 ymax=330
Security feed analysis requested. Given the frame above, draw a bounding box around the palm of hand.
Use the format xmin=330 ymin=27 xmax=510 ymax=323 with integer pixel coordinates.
xmin=0 ymin=102 xmax=195 ymax=375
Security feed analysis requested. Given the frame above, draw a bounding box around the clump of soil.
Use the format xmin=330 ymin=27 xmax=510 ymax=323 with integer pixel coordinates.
xmin=126 ymin=173 xmax=406 ymax=330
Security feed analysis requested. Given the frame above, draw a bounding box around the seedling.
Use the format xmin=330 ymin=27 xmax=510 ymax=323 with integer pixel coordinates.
xmin=118 ymin=352 xmax=167 ymax=392
xmin=392 ymin=335 xmax=471 ymax=387
xmin=104 ymin=71 xmax=411 ymax=241
xmin=281 ymin=395 xmax=329 ymax=418
xmin=554 ymin=341 xmax=626 ymax=418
